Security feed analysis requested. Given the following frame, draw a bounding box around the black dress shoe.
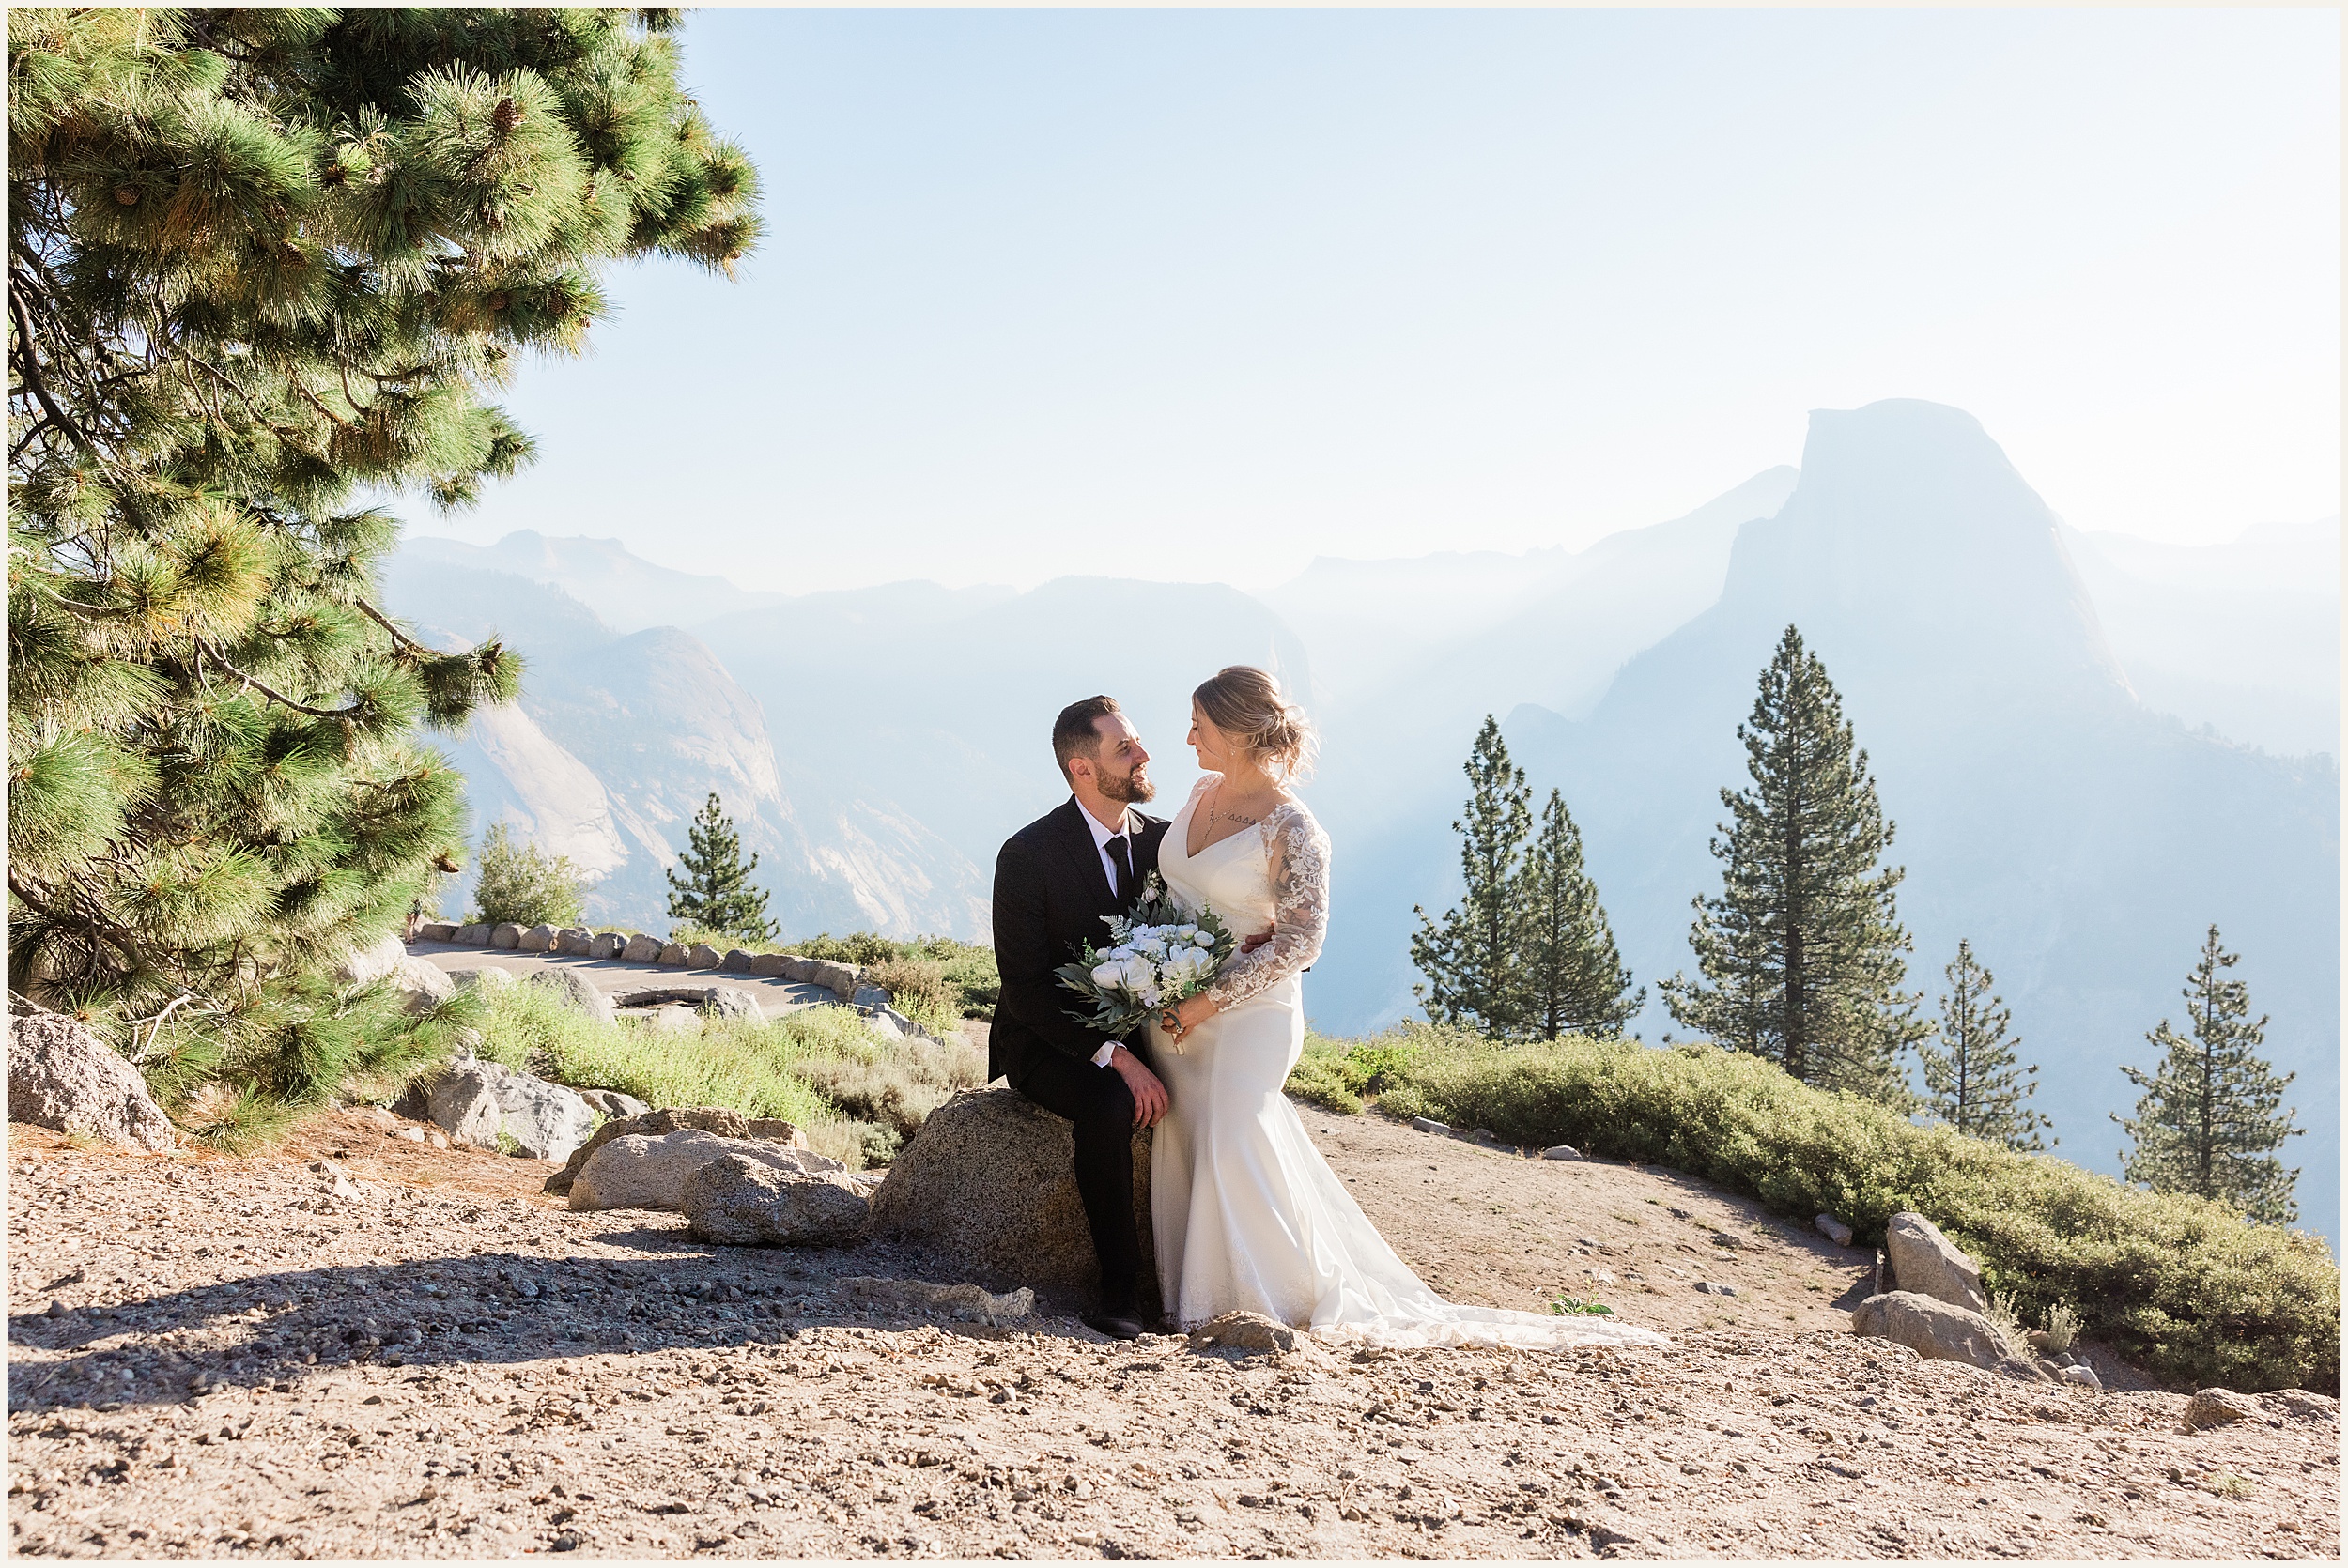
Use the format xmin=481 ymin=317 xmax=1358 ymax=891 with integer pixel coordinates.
xmin=1083 ymin=1310 xmax=1147 ymax=1341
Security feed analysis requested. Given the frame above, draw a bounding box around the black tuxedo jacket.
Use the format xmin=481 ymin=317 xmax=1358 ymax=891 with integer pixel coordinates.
xmin=988 ymin=798 xmax=1171 ymax=1086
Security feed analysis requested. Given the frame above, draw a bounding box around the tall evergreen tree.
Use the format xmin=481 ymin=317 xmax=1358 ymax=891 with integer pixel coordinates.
xmin=1917 ymin=939 xmax=2051 ymax=1151
xmin=8 ymin=9 xmax=760 ymax=1107
xmin=1659 ymin=625 xmax=1924 ymax=1104
xmin=666 ymin=792 xmax=773 ymax=943
xmin=2114 ymin=925 xmax=2302 ymax=1225
xmin=1517 ymin=789 xmax=1643 ymax=1038
xmin=1412 ymin=716 xmax=1532 ymax=1037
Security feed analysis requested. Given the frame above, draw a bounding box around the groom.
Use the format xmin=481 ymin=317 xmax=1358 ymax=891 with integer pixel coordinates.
xmin=989 ymin=695 xmax=1172 ymax=1341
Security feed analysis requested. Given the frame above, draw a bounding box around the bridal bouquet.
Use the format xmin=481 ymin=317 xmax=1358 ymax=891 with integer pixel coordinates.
xmin=1055 ymin=871 xmax=1237 ymax=1046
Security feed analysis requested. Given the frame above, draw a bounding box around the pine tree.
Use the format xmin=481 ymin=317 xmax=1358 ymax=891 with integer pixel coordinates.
xmin=1412 ymin=716 xmax=1532 ymax=1037
xmin=8 ymin=9 xmax=760 ymax=1109
xmin=1517 ymin=789 xmax=1643 ymax=1038
xmin=1659 ymin=625 xmax=1924 ymax=1105
xmin=666 ymin=793 xmax=774 ymax=943
xmin=2114 ymin=926 xmax=2302 ymax=1225
xmin=1917 ymin=940 xmax=2051 ymax=1151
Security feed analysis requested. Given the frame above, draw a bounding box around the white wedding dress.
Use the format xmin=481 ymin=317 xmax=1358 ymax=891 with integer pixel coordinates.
xmin=1145 ymin=775 xmax=1670 ymax=1351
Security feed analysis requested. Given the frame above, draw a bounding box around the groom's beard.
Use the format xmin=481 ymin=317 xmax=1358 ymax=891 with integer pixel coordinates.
xmin=1098 ymin=766 xmax=1155 ymax=806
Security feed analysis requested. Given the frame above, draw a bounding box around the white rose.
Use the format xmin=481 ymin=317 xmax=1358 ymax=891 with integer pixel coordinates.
xmin=1118 ymin=956 xmax=1157 ymax=992
xmin=1091 ymin=961 xmax=1129 ymax=993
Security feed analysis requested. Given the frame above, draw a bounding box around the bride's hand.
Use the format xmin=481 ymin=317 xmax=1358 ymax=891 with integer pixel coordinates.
xmin=1158 ymin=992 xmax=1218 ymax=1044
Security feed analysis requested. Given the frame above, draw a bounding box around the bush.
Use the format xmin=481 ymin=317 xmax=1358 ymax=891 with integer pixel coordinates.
xmin=1363 ymin=1024 xmax=2339 ymax=1393
xmin=863 ymin=958 xmax=956 ymax=1036
xmin=1285 ymin=1031 xmax=1427 ymax=1114
xmin=470 ymin=825 xmax=590 ymax=929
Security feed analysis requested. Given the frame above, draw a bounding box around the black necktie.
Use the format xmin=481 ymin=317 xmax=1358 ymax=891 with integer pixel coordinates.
xmin=1105 ymin=834 xmax=1135 ymax=905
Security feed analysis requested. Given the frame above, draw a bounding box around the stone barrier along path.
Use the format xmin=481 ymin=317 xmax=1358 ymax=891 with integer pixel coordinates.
xmin=405 ymin=940 xmax=837 ymax=1016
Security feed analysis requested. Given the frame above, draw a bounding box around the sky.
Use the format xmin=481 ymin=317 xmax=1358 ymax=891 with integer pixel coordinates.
xmin=411 ymin=7 xmax=2342 ymax=593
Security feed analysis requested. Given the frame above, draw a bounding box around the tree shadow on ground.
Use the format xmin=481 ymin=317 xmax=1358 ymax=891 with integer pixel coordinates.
xmin=6 ymin=1226 xmax=1114 ymax=1417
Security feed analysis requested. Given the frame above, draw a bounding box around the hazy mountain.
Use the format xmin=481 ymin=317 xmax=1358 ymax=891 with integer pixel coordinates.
xmin=1311 ymin=399 xmax=2337 ymax=1240
xmin=1268 ymin=467 xmax=1798 ymax=712
xmin=399 ymin=530 xmax=789 ymax=635
xmin=379 ymin=556 xmax=982 ymax=935
xmin=691 ymin=576 xmax=1317 ymax=910
xmin=2063 ymin=516 xmax=2340 ymax=758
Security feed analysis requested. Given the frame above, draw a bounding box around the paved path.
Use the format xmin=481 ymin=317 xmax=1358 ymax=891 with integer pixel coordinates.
xmin=406 ymin=940 xmax=840 ymax=1016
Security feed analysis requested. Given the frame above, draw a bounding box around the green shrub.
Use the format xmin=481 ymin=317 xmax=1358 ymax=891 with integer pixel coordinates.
xmin=1284 ymin=1031 xmax=1429 ymax=1114
xmin=1368 ymin=1024 xmax=2339 ymax=1393
xmin=863 ymin=957 xmax=957 ymax=1037
xmin=470 ymin=824 xmax=590 ymax=929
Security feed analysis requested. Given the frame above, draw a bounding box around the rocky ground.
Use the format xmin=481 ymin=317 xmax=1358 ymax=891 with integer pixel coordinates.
xmin=8 ymin=1105 xmax=2339 ymax=1560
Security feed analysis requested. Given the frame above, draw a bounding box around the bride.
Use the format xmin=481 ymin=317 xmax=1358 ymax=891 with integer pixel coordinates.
xmin=1144 ymin=666 xmax=1668 ymax=1351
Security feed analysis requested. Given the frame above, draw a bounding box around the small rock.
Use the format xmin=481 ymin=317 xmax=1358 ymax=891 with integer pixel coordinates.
xmin=45 ymin=1300 xmax=66 ymax=1318
xmin=1883 ymin=1212 xmax=1987 ymax=1313
xmin=2184 ymin=1388 xmax=2261 ymax=1429
xmin=838 ymin=1276 xmax=1034 ymax=1326
xmin=1694 ymin=1281 xmax=1737 ymax=1297
xmin=576 ymin=1089 xmax=651 ymax=1120
xmin=425 ymin=1131 xmax=448 ymax=1150
xmin=700 ymin=986 xmax=763 ymax=1022
xmin=525 ymin=967 xmax=616 ymax=1023
xmin=1410 ymin=1117 xmax=1452 ymax=1136
xmin=1540 ymin=1145 xmax=1583 ymax=1161
xmin=2057 ymin=1363 xmax=2101 ymax=1390
xmin=2275 ymin=1389 xmax=2340 ymax=1419
xmin=1815 ymin=1213 xmax=1855 ymax=1248
xmin=397 ymin=1126 xmax=427 ymax=1143
xmin=1707 ymin=1232 xmax=1740 ymax=1249
xmin=1468 ymin=1128 xmax=1504 ymax=1146
xmin=570 ymin=1127 xmax=842 ymax=1213
xmin=1188 ymin=1310 xmax=1300 ymax=1354
xmin=7 ymin=1003 xmax=179 ymax=1152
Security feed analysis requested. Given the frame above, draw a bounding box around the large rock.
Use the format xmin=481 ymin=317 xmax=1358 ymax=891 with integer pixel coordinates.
xmin=1884 ymin=1212 xmax=1987 ymax=1313
xmin=687 ymin=944 xmax=722 ymax=968
xmin=721 ymin=948 xmax=754 ymax=973
xmin=425 ymin=1060 xmax=597 ymax=1161
xmin=552 ymin=928 xmax=593 ymax=956
xmin=7 ymin=1005 xmax=177 ymax=1152
xmin=588 ymin=932 xmax=626 ymax=961
xmin=390 ymin=958 xmax=456 ymax=1015
xmin=658 ymin=942 xmax=690 ymax=966
xmin=1850 ymin=1291 xmax=2044 ymax=1381
xmin=334 ymin=934 xmax=409 ymax=986
xmin=455 ymin=923 xmax=490 ymax=945
xmin=747 ymin=952 xmax=791 ymax=978
xmin=489 ymin=923 xmax=523 ymax=950
xmin=525 ymin=967 xmax=614 ymax=1023
xmin=518 ymin=924 xmax=555 ymax=954
xmin=867 ymin=1087 xmax=1156 ymax=1314
xmin=804 ymin=959 xmax=862 ymax=1002
xmin=455 ymin=966 xmax=516 ymax=993
xmin=622 ymin=933 xmax=664 ymax=963
xmin=683 ymin=1153 xmax=870 ymax=1246
xmin=702 ymin=986 xmax=763 ymax=1022
xmin=852 ymin=985 xmax=891 ymax=1011
xmin=417 ymin=921 xmax=457 ymax=943
xmin=545 ymin=1106 xmax=812 ymax=1196
xmin=569 ymin=1129 xmax=843 ymax=1213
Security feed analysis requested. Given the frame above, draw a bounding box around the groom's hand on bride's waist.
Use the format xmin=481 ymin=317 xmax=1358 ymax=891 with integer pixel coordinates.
xmin=1241 ymin=930 xmax=1272 ymax=953
xmin=1105 ymin=1045 xmax=1167 ymax=1129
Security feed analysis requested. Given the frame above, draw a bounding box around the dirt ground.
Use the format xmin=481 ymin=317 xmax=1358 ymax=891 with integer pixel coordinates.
xmin=7 ymin=1104 xmax=2338 ymax=1560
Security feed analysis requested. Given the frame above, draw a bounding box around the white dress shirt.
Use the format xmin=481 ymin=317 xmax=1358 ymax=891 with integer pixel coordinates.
xmin=1079 ymin=802 xmax=1135 ymax=1068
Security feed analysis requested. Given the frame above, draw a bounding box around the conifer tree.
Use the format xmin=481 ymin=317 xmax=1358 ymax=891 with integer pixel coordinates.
xmin=2114 ymin=926 xmax=2302 ymax=1225
xmin=8 ymin=9 xmax=760 ymax=1109
xmin=1660 ymin=625 xmax=1924 ymax=1105
xmin=666 ymin=793 xmax=774 ymax=943
xmin=1412 ymin=716 xmax=1532 ymax=1038
xmin=1917 ymin=940 xmax=2050 ymax=1151
xmin=1517 ymin=789 xmax=1643 ymax=1038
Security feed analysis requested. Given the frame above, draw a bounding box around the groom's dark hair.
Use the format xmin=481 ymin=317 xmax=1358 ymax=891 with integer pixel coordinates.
xmin=1053 ymin=695 xmax=1124 ymax=783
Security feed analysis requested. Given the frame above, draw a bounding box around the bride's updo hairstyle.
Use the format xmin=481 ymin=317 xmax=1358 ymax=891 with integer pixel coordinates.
xmin=1194 ymin=666 xmax=1318 ymax=784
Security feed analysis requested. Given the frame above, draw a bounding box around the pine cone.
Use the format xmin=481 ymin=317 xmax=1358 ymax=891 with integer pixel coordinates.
xmin=486 ymin=292 xmax=510 ymax=313
xmin=492 ymin=96 xmax=522 ymax=136
xmin=113 ymin=186 xmax=138 ymax=207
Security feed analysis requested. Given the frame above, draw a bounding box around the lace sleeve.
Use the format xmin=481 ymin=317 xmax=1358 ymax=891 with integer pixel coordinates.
xmin=1204 ymin=800 xmax=1331 ymax=1011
